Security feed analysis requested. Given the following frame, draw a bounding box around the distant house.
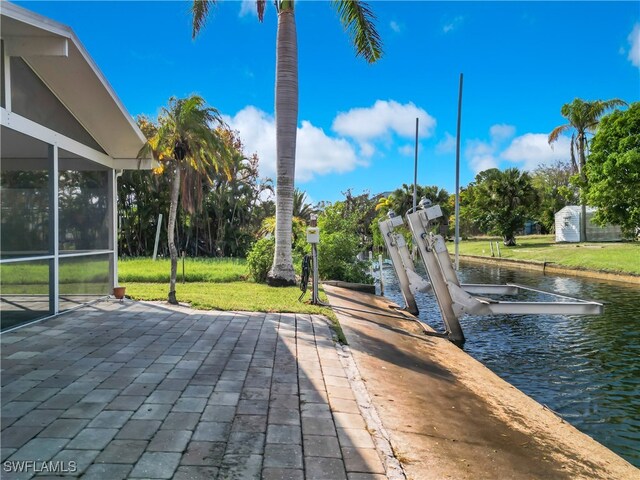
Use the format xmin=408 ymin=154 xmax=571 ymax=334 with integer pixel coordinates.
xmin=554 ymin=206 xmax=623 ymax=242
xmin=1 ymin=3 xmax=152 ymax=330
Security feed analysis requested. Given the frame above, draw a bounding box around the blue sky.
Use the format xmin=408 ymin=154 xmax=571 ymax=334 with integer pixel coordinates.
xmin=17 ymin=1 xmax=640 ymax=204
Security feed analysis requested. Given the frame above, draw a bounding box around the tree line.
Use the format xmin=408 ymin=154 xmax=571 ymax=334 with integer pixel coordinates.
xmin=121 ymin=99 xmax=637 ymax=260
xmin=122 ymin=94 xmax=637 ymax=297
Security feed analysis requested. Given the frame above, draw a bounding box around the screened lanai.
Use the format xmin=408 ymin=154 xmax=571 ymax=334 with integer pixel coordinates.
xmin=1 ymin=2 xmax=151 ymax=330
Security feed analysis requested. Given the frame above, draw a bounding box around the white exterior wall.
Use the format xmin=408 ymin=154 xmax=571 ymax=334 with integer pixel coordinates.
xmin=555 ymin=207 xmax=581 ymax=242
xmin=555 ymin=207 xmax=623 ymax=242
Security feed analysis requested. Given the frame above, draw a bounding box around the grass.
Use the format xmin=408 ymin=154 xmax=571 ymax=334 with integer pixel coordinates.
xmin=1 ymin=259 xmax=110 ymax=285
xmin=118 ymin=257 xmax=346 ymax=343
xmin=118 ymin=257 xmax=247 ymax=283
xmin=450 ymin=235 xmax=640 ymax=275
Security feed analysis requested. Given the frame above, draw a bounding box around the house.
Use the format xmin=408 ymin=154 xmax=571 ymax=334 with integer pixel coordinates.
xmin=1 ymin=2 xmax=151 ymax=330
xmin=554 ymin=206 xmax=623 ymax=243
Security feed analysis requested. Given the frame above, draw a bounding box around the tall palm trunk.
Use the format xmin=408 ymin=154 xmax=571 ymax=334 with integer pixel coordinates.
xmin=578 ymin=133 xmax=588 ymax=242
xmin=267 ymin=7 xmax=298 ymax=286
xmin=167 ymin=166 xmax=181 ymax=304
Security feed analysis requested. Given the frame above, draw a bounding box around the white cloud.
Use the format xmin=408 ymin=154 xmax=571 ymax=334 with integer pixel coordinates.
xmin=443 ymin=16 xmax=464 ymax=34
xmin=465 ymin=125 xmax=573 ymax=174
xmin=297 ymin=121 xmax=364 ymax=181
xmin=390 ymin=20 xmax=402 ymax=33
xmin=332 ymin=100 xmax=436 ymax=142
xmin=436 ymin=132 xmax=456 ymax=154
xmin=490 ymin=124 xmax=516 ymax=142
xmin=628 ymin=23 xmax=640 ymax=68
xmin=466 ymin=140 xmax=498 ymax=173
xmin=239 ymin=0 xmax=257 ymax=18
xmin=398 ymin=144 xmax=414 ymax=156
xmin=359 ymin=142 xmax=375 ymax=158
xmin=463 ymin=123 xmax=514 ymax=174
xmin=223 ymin=106 xmax=362 ymax=183
xmin=502 ymin=133 xmax=571 ymax=170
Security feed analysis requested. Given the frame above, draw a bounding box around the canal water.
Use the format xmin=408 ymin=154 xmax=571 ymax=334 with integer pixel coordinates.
xmin=378 ymin=261 xmax=640 ymax=467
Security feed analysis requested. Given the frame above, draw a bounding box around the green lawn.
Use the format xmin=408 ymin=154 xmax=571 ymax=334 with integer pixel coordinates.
xmin=450 ymin=235 xmax=640 ymax=275
xmin=118 ymin=257 xmax=247 ymax=283
xmin=119 ymin=258 xmax=345 ymax=342
xmin=126 ymin=281 xmax=328 ymax=314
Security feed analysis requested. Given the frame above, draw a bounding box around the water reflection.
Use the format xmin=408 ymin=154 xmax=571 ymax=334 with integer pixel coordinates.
xmin=379 ymin=262 xmax=640 ymax=467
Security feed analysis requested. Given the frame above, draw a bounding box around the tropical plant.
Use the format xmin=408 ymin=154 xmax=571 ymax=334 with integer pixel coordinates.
xmin=204 ymin=129 xmax=273 ymax=257
xmin=119 ymin=129 xmax=271 ymax=258
xmin=246 ymin=237 xmax=275 ymax=283
xmin=585 ymin=102 xmax=640 ymax=236
xmin=317 ymin=200 xmax=372 ymax=283
xmin=372 ymin=184 xmax=451 ymax=250
xmin=530 ymin=161 xmax=578 ymax=232
xmin=293 ymin=188 xmax=315 ymax=222
xmin=464 ymin=168 xmax=538 ymax=246
xmin=548 ymin=98 xmax=627 ymax=241
xmin=317 ymin=231 xmax=371 ymax=284
xmin=192 ymin=0 xmax=382 ymax=286
xmin=138 ymin=95 xmax=229 ymax=304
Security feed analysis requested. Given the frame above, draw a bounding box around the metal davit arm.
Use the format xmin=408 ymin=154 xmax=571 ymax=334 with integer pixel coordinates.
xmin=378 ymin=213 xmax=421 ymax=315
xmin=403 ymin=203 xmax=603 ymax=346
xmin=406 ymin=207 xmax=465 ymax=345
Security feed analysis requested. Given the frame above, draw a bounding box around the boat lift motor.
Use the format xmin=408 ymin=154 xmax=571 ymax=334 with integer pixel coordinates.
xmin=380 ymin=200 xmax=604 ymax=346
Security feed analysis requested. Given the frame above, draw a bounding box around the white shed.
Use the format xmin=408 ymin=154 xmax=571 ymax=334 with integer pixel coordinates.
xmin=555 ymin=206 xmax=623 ymax=242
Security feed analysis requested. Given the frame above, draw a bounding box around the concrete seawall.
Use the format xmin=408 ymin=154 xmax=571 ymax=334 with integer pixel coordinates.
xmin=324 ymin=284 xmax=638 ymax=480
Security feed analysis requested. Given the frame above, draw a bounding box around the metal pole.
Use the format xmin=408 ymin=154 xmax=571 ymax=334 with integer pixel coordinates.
xmin=413 ymin=117 xmax=419 ymax=213
xmin=369 ymin=250 xmax=374 ymax=279
xmin=182 ymin=251 xmax=186 ymax=284
xmin=152 ymin=213 xmax=163 ymax=260
xmin=312 ymin=243 xmax=319 ymax=304
xmin=454 ymin=73 xmax=464 ymax=271
xmin=378 ymin=254 xmax=385 ymax=295
xmin=48 ymin=145 xmax=59 ymax=315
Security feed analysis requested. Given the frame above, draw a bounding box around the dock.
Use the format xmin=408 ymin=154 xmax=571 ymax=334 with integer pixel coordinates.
xmin=323 ymin=284 xmax=638 ymax=480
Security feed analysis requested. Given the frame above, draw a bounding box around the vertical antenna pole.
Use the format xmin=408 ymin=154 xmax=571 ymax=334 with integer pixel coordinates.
xmin=454 ymin=73 xmax=464 ymax=271
xmin=413 ymin=117 xmax=419 ymax=213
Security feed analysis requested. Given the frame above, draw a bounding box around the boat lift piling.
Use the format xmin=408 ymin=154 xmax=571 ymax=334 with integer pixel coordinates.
xmin=378 ymin=211 xmax=426 ymax=315
xmin=379 ymin=201 xmax=604 ymax=345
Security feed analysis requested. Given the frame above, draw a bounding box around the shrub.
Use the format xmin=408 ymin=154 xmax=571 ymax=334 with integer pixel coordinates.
xmin=317 ymin=231 xmax=371 ymax=284
xmin=246 ymin=238 xmax=275 ymax=283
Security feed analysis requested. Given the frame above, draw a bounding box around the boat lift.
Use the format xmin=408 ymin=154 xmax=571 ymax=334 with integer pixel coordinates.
xmin=380 ymin=201 xmax=604 ymax=345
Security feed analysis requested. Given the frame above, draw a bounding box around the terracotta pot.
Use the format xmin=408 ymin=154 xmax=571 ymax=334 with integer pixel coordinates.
xmin=113 ymin=286 xmax=126 ymax=299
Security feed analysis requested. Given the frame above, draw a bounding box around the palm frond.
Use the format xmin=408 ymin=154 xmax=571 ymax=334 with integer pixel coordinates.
xmin=332 ymin=0 xmax=383 ymax=63
xmin=257 ymin=0 xmax=266 ymax=22
xmin=192 ymin=0 xmax=216 ymax=38
xmin=548 ymin=124 xmax=570 ymax=145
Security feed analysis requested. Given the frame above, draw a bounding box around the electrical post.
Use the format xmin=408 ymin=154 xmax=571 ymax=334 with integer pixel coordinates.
xmin=307 ymin=215 xmax=320 ymax=305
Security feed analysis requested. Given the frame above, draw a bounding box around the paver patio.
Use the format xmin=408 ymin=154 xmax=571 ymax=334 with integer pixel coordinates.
xmin=0 ymin=300 xmax=388 ymax=479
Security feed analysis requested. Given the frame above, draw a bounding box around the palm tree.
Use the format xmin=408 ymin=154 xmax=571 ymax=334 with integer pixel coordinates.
xmin=192 ymin=0 xmax=382 ymax=286
xmin=469 ymin=168 xmax=538 ymax=246
xmin=548 ymin=98 xmax=626 ymax=241
xmin=138 ymin=95 xmax=228 ymax=304
xmin=293 ymin=188 xmax=315 ymax=222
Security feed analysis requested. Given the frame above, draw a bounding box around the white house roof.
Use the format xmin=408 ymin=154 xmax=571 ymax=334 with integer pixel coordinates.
xmin=1 ymin=2 xmax=149 ymax=167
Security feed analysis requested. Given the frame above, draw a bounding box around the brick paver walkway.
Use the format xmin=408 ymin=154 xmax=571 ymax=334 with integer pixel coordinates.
xmin=1 ymin=300 xmax=387 ymax=479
